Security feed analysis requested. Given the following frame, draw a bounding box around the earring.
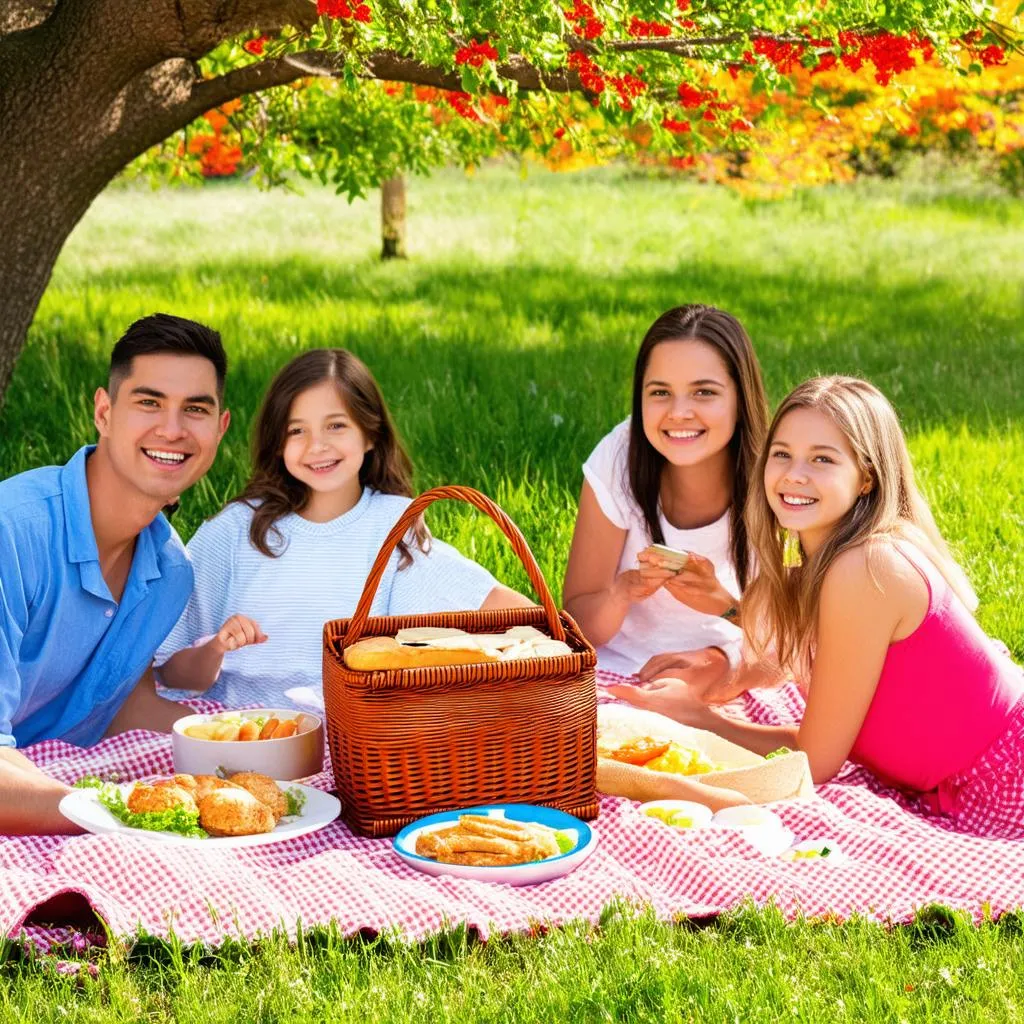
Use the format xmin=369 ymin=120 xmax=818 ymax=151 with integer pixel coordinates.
xmin=781 ymin=527 xmax=804 ymax=569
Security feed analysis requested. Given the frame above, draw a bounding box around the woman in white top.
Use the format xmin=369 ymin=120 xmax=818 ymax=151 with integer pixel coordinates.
xmin=563 ymin=304 xmax=769 ymax=693
xmin=156 ymin=348 xmax=530 ymax=710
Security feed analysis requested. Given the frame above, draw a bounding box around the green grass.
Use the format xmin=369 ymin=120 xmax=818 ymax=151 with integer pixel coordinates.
xmin=4 ymin=906 xmax=1024 ymax=1022
xmin=1 ymin=166 xmax=1023 ymax=1016
xmin=3 ymin=164 xmax=1022 ymax=651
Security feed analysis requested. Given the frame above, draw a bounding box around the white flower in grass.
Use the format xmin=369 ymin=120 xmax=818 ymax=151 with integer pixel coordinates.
xmin=551 ymin=413 xmax=564 ymax=427
xmin=939 ymin=966 xmax=957 ymax=987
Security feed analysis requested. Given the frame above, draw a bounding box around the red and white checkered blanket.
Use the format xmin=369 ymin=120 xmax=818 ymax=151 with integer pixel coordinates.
xmin=4 ymin=681 xmax=1023 ymax=950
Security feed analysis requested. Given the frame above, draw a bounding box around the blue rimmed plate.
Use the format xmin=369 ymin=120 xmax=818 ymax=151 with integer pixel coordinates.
xmin=393 ymin=804 xmax=597 ymax=886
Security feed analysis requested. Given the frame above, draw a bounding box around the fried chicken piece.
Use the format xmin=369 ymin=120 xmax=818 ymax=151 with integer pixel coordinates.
xmin=188 ymin=774 xmax=247 ymax=803
xmin=227 ymin=772 xmax=288 ymax=823
xmin=168 ymin=774 xmax=198 ymax=794
xmin=198 ymin=787 xmax=276 ymax=837
xmin=127 ymin=782 xmax=198 ymax=816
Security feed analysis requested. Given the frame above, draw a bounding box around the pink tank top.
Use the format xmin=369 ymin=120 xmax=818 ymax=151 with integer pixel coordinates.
xmin=848 ymin=542 xmax=1024 ymax=793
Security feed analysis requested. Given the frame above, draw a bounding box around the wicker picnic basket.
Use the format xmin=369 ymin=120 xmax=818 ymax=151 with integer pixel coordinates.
xmin=322 ymin=485 xmax=599 ymax=837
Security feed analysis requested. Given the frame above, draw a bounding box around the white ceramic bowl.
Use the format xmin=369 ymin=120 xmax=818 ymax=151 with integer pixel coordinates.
xmin=637 ymin=800 xmax=714 ymax=830
xmin=171 ymin=709 xmax=324 ymax=780
xmin=711 ymin=805 xmax=793 ymax=856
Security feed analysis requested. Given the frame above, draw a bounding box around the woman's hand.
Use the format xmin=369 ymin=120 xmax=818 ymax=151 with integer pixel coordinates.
xmin=612 ymin=564 xmax=677 ymax=604
xmin=635 ymin=645 xmax=745 ymax=704
xmin=642 ymin=549 xmax=737 ymax=618
xmin=603 ymin=676 xmax=717 ymax=729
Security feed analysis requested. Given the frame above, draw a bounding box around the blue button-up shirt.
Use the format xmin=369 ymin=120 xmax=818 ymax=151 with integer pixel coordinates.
xmin=0 ymin=445 xmax=193 ymax=748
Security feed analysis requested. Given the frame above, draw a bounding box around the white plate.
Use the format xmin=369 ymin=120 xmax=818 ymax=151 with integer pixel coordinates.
xmin=393 ymin=804 xmax=597 ymax=886
xmin=58 ymin=781 xmax=340 ymax=848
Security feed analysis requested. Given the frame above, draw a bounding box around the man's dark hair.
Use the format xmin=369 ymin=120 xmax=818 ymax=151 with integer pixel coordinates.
xmin=108 ymin=313 xmax=227 ymax=401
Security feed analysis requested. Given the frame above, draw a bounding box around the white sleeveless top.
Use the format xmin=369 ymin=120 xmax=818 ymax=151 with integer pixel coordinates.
xmin=582 ymin=420 xmax=742 ymax=677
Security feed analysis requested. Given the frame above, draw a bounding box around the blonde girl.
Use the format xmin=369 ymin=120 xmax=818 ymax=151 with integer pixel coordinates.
xmin=617 ymin=377 xmax=1024 ymax=836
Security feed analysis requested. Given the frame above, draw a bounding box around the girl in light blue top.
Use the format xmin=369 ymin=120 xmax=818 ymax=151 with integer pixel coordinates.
xmin=156 ymin=349 xmax=530 ymax=709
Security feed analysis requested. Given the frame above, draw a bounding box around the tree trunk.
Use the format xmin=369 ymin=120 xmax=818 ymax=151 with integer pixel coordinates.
xmin=380 ymin=175 xmax=407 ymax=260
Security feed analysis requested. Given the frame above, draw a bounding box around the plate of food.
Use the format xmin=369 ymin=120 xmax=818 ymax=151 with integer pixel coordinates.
xmin=59 ymin=771 xmax=340 ymax=847
xmin=393 ymin=804 xmax=597 ymax=886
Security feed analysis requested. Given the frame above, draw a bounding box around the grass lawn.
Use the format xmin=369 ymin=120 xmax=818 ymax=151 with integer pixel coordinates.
xmin=1 ymin=164 xmax=1023 ymax=1017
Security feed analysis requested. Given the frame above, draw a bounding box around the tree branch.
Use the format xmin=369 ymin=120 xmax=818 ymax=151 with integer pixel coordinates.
xmin=0 ymin=0 xmax=53 ymax=36
xmin=171 ymin=0 xmax=316 ymax=58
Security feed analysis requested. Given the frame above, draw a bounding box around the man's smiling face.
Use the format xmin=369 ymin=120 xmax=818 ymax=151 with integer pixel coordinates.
xmin=94 ymin=353 xmax=230 ymax=506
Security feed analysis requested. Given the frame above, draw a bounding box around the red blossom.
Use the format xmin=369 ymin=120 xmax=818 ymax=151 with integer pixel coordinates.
xmin=753 ymin=37 xmax=806 ymax=74
xmin=669 ymin=154 xmax=695 ymax=169
xmin=702 ymin=109 xmax=716 ymax=121
xmin=553 ymin=127 xmax=566 ymax=139
xmin=743 ymin=50 xmax=756 ymax=65
xmin=455 ymin=39 xmax=500 ymax=67
xmin=445 ymin=91 xmax=481 ymax=121
xmin=318 ymin=0 xmax=371 ymax=22
xmin=676 ymin=0 xmax=690 ymax=9
xmin=609 ymin=72 xmax=646 ymax=111
xmin=661 ymin=117 xmax=691 ymax=133
xmin=729 ymin=118 xmax=753 ymax=132
xmin=677 ymin=82 xmax=711 ymax=108
xmin=563 ymin=1 xmax=603 ymax=39
xmin=679 ymin=19 xmax=696 ymax=30
xmin=242 ymin=34 xmax=269 ymax=56
xmin=835 ymin=30 xmax=926 ymax=85
xmin=978 ymin=44 xmax=1006 ymax=67
xmin=811 ymin=52 xmax=838 ymax=75
xmin=628 ymin=17 xmax=671 ymax=38
xmin=568 ymin=50 xmax=606 ymax=93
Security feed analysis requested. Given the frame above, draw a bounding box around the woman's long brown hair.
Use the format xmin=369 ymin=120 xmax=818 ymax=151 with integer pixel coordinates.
xmin=627 ymin=304 xmax=769 ymax=590
xmin=233 ymin=349 xmax=428 ymax=563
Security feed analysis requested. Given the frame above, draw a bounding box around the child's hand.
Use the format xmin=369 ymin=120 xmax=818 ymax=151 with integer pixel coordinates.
xmin=210 ymin=615 xmax=268 ymax=654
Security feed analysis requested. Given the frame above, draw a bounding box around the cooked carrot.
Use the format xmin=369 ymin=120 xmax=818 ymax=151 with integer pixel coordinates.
xmin=258 ymin=718 xmax=280 ymax=740
xmin=237 ymin=720 xmax=260 ymax=742
xmin=271 ymin=720 xmax=297 ymax=739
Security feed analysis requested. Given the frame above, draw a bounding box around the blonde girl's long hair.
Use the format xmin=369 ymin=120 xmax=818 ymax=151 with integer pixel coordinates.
xmin=743 ymin=376 xmax=977 ymax=677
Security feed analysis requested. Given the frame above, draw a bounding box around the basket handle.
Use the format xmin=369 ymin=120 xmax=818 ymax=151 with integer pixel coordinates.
xmin=345 ymin=485 xmax=566 ymax=646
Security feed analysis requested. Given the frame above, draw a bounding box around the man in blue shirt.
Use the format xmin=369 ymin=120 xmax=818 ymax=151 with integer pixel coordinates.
xmin=0 ymin=314 xmax=230 ymax=834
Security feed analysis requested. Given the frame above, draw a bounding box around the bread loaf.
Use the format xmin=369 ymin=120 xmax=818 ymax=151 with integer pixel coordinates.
xmin=343 ymin=636 xmax=500 ymax=671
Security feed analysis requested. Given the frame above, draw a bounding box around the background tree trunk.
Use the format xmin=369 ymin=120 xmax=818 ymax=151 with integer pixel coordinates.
xmin=380 ymin=176 xmax=407 ymax=260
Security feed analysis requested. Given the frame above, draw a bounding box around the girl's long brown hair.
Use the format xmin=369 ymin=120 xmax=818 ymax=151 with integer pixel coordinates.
xmin=743 ymin=376 xmax=977 ymax=677
xmin=233 ymin=349 xmax=428 ymax=563
xmin=627 ymin=304 xmax=769 ymax=590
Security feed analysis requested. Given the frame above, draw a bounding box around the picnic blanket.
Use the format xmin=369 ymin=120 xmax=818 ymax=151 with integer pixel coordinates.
xmin=4 ymin=679 xmax=1024 ymax=950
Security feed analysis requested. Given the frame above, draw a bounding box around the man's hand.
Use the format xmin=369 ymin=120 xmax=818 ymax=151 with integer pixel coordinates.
xmin=209 ymin=614 xmax=267 ymax=655
xmin=0 ymin=748 xmax=81 ymax=835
